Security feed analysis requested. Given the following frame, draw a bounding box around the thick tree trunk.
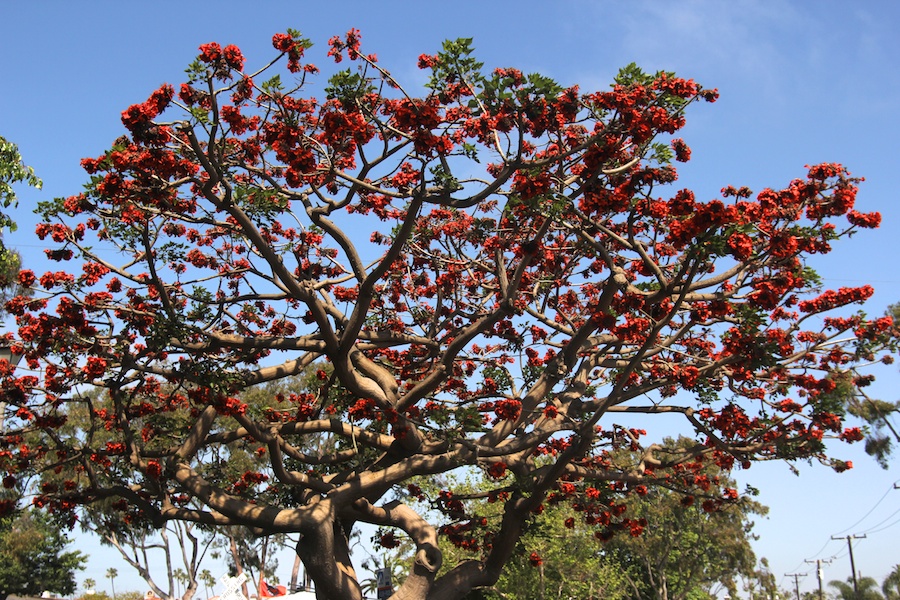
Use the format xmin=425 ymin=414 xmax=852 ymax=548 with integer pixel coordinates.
xmin=295 ymin=520 xmax=362 ymax=600
xmin=388 ymin=543 xmax=442 ymax=600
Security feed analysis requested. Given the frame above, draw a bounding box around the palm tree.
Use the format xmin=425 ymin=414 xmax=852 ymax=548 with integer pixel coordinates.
xmin=200 ymin=570 xmax=215 ymax=600
xmin=106 ymin=568 xmax=118 ymax=600
xmin=829 ymin=576 xmax=883 ymax=600
xmin=84 ymin=578 xmax=97 ymax=595
xmin=174 ymin=568 xmax=188 ymax=598
xmin=883 ymin=566 xmax=900 ymax=600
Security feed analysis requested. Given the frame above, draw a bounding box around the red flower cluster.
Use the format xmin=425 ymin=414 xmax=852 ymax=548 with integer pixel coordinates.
xmin=671 ymin=138 xmax=691 ymax=162
xmin=494 ymin=399 xmax=522 ymax=421
xmin=378 ymin=531 xmax=400 ymax=549
xmin=196 ymin=42 xmax=245 ymax=80
xmin=327 ymin=28 xmax=362 ymax=63
xmin=798 ymin=285 xmax=874 ymax=314
xmin=486 ymin=461 xmax=507 ymax=479
xmin=118 ymin=84 xmax=175 ymax=146
xmin=146 ymin=460 xmax=162 ymax=479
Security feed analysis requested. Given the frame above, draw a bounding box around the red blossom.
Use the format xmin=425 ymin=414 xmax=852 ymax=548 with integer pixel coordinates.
xmin=847 ymin=210 xmax=881 ymax=228
xmin=494 ymin=399 xmax=522 ymax=421
xmin=222 ymin=44 xmax=245 ymax=71
xmin=378 ymin=531 xmax=400 ymax=548
xmin=82 ymin=357 xmax=107 ymax=379
xmin=146 ymin=460 xmax=162 ymax=479
xmin=418 ymin=54 xmax=438 ymax=69
xmin=17 ymin=270 xmax=36 ymax=287
xmin=272 ymin=33 xmax=293 ymax=52
xmin=839 ymin=427 xmax=864 ymax=442
xmin=671 ymin=138 xmax=691 ymax=162
xmin=198 ymin=42 xmax=222 ymax=63
xmin=487 ymin=462 xmax=507 ymax=479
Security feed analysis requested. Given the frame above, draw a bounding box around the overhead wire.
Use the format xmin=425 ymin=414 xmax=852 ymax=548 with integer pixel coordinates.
xmin=790 ymin=479 xmax=900 ymax=583
xmin=831 ymin=484 xmax=897 ymax=536
xmin=860 ymin=513 xmax=900 ymax=536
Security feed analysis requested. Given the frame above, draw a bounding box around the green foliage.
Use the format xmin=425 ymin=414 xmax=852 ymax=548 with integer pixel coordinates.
xmin=424 ymin=38 xmax=484 ymax=92
xmin=285 ymin=28 xmax=314 ymax=52
xmin=80 ymin=590 xmax=143 ymax=600
xmin=0 ymin=134 xmax=42 ymax=235
xmin=325 ymin=69 xmax=376 ymax=107
xmin=883 ymin=565 xmax=900 ymax=600
xmin=260 ymin=74 xmax=284 ymax=96
xmin=601 ymin=451 xmax=767 ymax=600
xmin=483 ymin=504 xmax=632 ymax=600
xmin=829 ymin=576 xmax=885 ymax=600
xmin=0 ymin=247 xmax=24 ymax=310
xmin=0 ymin=507 xmax=87 ymax=597
xmin=0 ymin=135 xmax=41 ymax=306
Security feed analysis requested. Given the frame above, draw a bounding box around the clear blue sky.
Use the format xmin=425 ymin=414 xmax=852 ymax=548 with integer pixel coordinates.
xmin=2 ymin=0 xmax=899 ymax=596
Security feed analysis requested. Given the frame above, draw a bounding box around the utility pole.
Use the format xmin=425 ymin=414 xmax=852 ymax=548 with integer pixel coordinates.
xmin=806 ymin=558 xmax=832 ymax=600
xmin=831 ymin=534 xmax=866 ymax=595
xmin=786 ymin=573 xmax=806 ymax=600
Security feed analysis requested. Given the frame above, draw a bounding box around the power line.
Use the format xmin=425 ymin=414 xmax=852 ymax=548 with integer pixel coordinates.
xmin=831 ymin=484 xmax=896 ymax=536
xmin=793 ymin=480 xmax=900 ymax=576
xmin=806 ymin=559 xmax=833 ymax=600
xmin=831 ymin=535 xmax=866 ymax=596
xmin=863 ymin=514 xmax=900 ymax=536
xmin=855 ymin=505 xmax=900 ymax=536
xmin=786 ymin=573 xmax=807 ymax=600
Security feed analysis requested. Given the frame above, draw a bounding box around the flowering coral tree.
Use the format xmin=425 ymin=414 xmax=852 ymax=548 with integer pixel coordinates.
xmin=1 ymin=30 xmax=896 ymax=600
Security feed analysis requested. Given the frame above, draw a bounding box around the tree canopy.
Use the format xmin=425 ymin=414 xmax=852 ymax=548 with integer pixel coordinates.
xmin=0 ymin=507 xmax=86 ymax=599
xmin=1 ymin=30 xmax=897 ymax=600
xmin=0 ymin=135 xmax=40 ymax=305
xmin=599 ymin=440 xmax=767 ymax=600
xmin=829 ymin=576 xmax=885 ymax=600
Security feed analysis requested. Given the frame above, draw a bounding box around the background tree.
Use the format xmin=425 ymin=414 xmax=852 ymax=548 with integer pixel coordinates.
xmin=84 ymin=578 xmax=97 ymax=593
xmin=173 ymin=568 xmax=188 ymax=598
xmin=1 ymin=30 xmax=897 ymax=600
xmin=107 ymin=568 xmax=118 ymax=600
xmin=37 ymin=384 xmax=214 ymax=600
xmin=199 ymin=569 xmax=215 ymax=600
xmin=602 ymin=456 xmax=765 ymax=600
xmin=462 ymin=502 xmax=632 ymax=600
xmin=829 ymin=576 xmax=884 ymax=600
xmin=0 ymin=135 xmax=40 ymax=304
xmin=0 ymin=507 xmax=86 ymax=599
xmin=883 ymin=566 xmax=900 ymax=600
xmin=79 ymin=494 xmax=213 ymax=600
xmin=739 ymin=558 xmax=785 ymax=600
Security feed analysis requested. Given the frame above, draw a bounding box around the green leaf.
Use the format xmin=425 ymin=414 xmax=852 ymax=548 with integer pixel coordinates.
xmin=261 ymin=74 xmax=284 ymax=95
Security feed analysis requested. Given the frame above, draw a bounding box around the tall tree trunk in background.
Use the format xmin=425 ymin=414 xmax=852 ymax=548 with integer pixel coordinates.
xmin=228 ymin=534 xmax=249 ymax=600
xmin=290 ymin=553 xmax=302 ymax=591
